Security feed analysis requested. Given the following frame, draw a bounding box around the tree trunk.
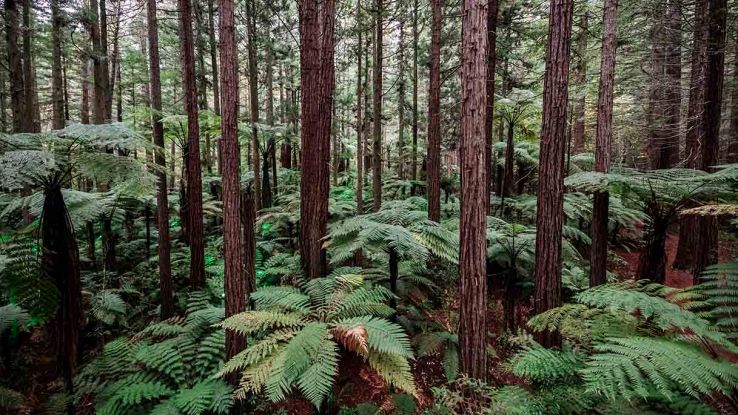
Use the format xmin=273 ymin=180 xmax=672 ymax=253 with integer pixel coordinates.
xmin=637 ymin=212 xmax=668 ymax=283
xmin=485 ymin=0 xmax=499 ymax=213
xmin=90 ymin=0 xmax=108 ymax=125
xmin=51 ymin=0 xmax=65 ymax=130
xmin=427 ymin=0 xmax=442 ymax=221
xmin=179 ymin=0 xmax=206 ymax=288
xmin=459 ymin=0 xmax=488 ymax=380
xmin=0 ymin=58 xmax=7 ymax=133
xmin=356 ymin=0 xmax=364 ymax=215
xmin=299 ymin=0 xmax=336 ymax=279
xmin=42 ymin=186 xmax=82 ymax=413
xmin=397 ymin=19 xmax=406 ymax=180
xmin=5 ymin=0 xmax=25 ymax=132
xmin=727 ymin=19 xmax=738 ymax=163
xmin=570 ymin=11 xmax=588 ymax=154
xmin=674 ymin=0 xmax=707 ymax=270
xmin=109 ymin=0 xmax=122 ymax=122
xmin=693 ymin=0 xmax=727 ymax=283
xmin=207 ymin=0 xmax=220 ymax=115
xmin=266 ymin=41 xmax=278 ymax=196
xmin=195 ymin=1 xmax=209 ymax=111
xmin=81 ymin=56 xmax=90 ymax=125
xmin=241 ymin=187 xmax=257 ymax=298
xmin=246 ymin=0 xmax=262 ymax=211
xmin=21 ymin=0 xmax=40 ymax=132
xmin=502 ymin=120 xmax=514 ymax=198
xmin=219 ymin=0 xmax=247 ymax=361
xmin=533 ymin=0 xmax=574 ymax=348
xmin=590 ymin=0 xmax=618 ymax=287
xmin=411 ymin=0 xmax=419 ymax=186
xmin=372 ymin=0 xmax=384 ymax=212
xmin=147 ymin=0 xmax=174 ymax=318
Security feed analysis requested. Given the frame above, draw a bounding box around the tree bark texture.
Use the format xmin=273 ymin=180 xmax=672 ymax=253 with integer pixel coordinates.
xmin=299 ymin=0 xmax=336 ymax=279
xmin=427 ymin=0 xmax=442 ymax=221
xmin=458 ymin=0 xmax=488 ymax=380
xmin=372 ymin=0 xmax=384 ymax=212
xmin=533 ymin=0 xmax=574 ymax=348
xmin=590 ymin=0 xmax=619 ymax=287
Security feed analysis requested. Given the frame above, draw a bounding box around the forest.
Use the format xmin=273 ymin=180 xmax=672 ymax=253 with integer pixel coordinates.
xmin=0 ymin=0 xmax=737 ymax=413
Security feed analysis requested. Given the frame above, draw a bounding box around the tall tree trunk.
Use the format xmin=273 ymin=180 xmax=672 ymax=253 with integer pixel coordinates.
xmin=241 ymin=187 xmax=257 ymax=298
xmin=51 ymin=0 xmax=65 ymax=130
xmin=372 ymin=0 xmax=384 ymax=212
xmin=533 ymin=0 xmax=574 ymax=348
xmin=195 ymin=1 xmax=208 ymax=111
xmin=81 ymin=56 xmax=90 ymax=125
xmin=674 ymin=0 xmax=707 ymax=270
xmin=246 ymin=0 xmax=262 ymax=211
xmin=5 ymin=0 xmax=25 ymax=132
xmin=207 ymin=0 xmax=220 ymax=115
xmin=427 ymin=0 xmax=442 ymax=221
xmin=179 ymin=0 xmax=206 ymax=288
xmin=219 ymin=0 xmax=247 ymax=360
xmin=727 ymin=23 xmax=738 ymax=163
xmin=356 ymin=0 xmax=364 ymax=215
xmin=570 ymin=11 xmax=588 ymax=154
xmin=693 ymin=0 xmax=727 ymax=283
xmin=459 ymin=0 xmax=488 ymax=380
xmin=266 ymin=41 xmax=278 ymax=196
xmin=109 ymin=0 xmax=121 ymax=122
xmin=411 ymin=0 xmax=419 ymax=186
xmin=299 ymin=0 xmax=336 ymax=279
xmin=485 ymin=0 xmax=499 ymax=213
xmin=590 ymin=0 xmax=618 ymax=287
xmin=42 ymin=185 xmax=82 ymax=414
xmin=90 ymin=0 xmax=107 ymax=125
xmin=397 ymin=19 xmax=406 ymax=180
xmin=21 ymin=0 xmax=39 ymax=132
xmin=147 ymin=0 xmax=174 ymax=318
xmin=502 ymin=120 xmax=514 ymax=198
xmin=0 ymin=59 xmax=6 ymax=133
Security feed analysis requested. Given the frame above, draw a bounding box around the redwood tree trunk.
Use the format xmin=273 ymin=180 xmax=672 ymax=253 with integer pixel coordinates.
xmin=533 ymin=0 xmax=574 ymax=348
xmin=411 ymin=0 xmax=419 ymax=186
xmin=570 ymin=11 xmax=588 ymax=154
xmin=693 ymin=0 xmax=727 ymax=283
xmin=179 ymin=0 xmax=206 ymax=288
xmin=674 ymin=0 xmax=707 ymax=270
xmin=356 ymin=1 xmax=364 ymax=215
xmin=207 ymin=0 xmax=220 ymax=115
xmin=372 ymin=0 xmax=384 ymax=212
xmin=219 ymin=0 xmax=247 ymax=360
xmin=427 ymin=0 xmax=442 ymax=221
xmin=299 ymin=0 xmax=336 ymax=279
xmin=458 ymin=0 xmax=488 ymax=380
xmin=147 ymin=0 xmax=174 ymax=318
xmin=51 ymin=0 xmax=65 ymax=130
xmin=246 ymin=1 xmax=262 ymax=211
xmin=590 ymin=0 xmax=618 ymax=287
xmin=727 ymin=22 xmax=738 ymax=163
xmin=5 ymin=0 xmax=26 ymax=132
xmin=21 ymin=0 xmax=40 ymax=132
xmin=485 ymin=0 xmax=499 ymax=213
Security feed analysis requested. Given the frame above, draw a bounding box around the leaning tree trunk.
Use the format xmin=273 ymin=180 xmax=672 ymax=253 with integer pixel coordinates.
xmin=299 ymin=0 xmax=336 ymax=279
xmin=179 ymin=0 xmax=206 ymax=289
xmin=42 ymin=184 xmax=82 ymax=414
xmin=533 ymin=0 xmax=574 ymax=348
xmin=459 ymin=0 xmax=488 ymax=380
xmin=693 ymin=0 xmax=727 ymax=284
xmin=219 ymin=0 xmax=247 ymax=361
xmin=372 ymin=0 xmax=384 ymax=212
xmin=590 ymin=0 xmax=619 ymax=287
xmin=147 ymin=0 xmax=174 ymax=318
xmin=427 ymin=0 xmax=442 ymax=221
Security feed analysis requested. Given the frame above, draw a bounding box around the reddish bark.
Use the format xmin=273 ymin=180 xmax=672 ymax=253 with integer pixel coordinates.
xmin=459 ymin=0 xmax=488 ymax=380
xmin=726 ymin=21 xmax=738 ymax=163
xmin=147 ymin=0 xmax=174 ymax=318
xmin=179 ymin=0 xmax=206 ymax=288
xmin=570 ymin=12 xmax=588 ymax=154
xmin=219 ymin=0 xmax=247 ymax=360
xmin=533 ymin=0 xmax=574 ymax=347
xmin=51 ymin=0 xmax=65 ymax=130
xmin=299 ymin=0 xmax=336 ymax=279
xmin=246 ymin=0 xmax=262 ymax=211
xmin=590 ymin=0 xmax=618 ymax=287
xmin=5 ymin=0 xmax=26 ymax=132
xmin=427 ymin=0 xmax=442 ymax=222
xmin=485 ymin=0 xmax=499 ymax=212
xmin=356 ymin=2 xmax=364 ymax=215
xmin=372 ymin=0 xmax=383 ymax=212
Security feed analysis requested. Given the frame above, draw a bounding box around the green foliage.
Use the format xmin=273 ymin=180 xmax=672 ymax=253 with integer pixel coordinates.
xmin=75 ymin=293 xmax=232 ymax=415
xmin=219 ymin=274 xmax=416 ymax=407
